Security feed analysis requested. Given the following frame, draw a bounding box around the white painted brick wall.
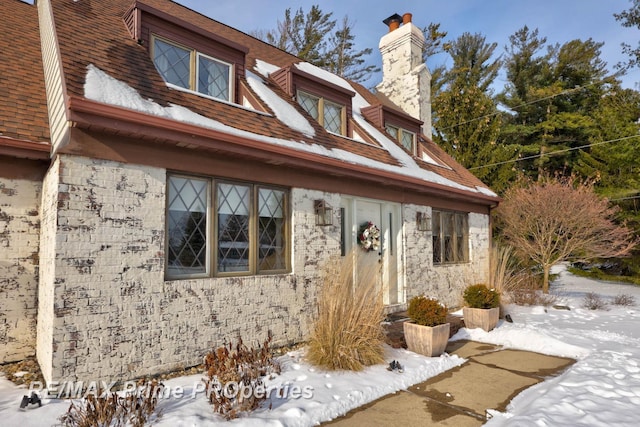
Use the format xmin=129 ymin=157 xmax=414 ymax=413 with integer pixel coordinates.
xmin=38 ymin=157 xmax=60 ymax=383
xmin=403 ymin=204 xmax=490 ymax=308
xmin=0 ymin=177 xmax=41 ymax=363
xmin=41 ymin=155 xmax=343 ymax=383
xmin=38 ymin=155 xmax=490 ymax=383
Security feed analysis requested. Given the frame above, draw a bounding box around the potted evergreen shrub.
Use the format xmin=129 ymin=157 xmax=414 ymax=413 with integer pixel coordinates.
xmin=462 ymin=284 xmax=501 ymax=332
xmin=403 ymin=295 xmax=450 ymax=357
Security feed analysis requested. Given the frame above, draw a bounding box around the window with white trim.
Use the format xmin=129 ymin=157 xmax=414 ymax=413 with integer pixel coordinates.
xmin=166 ymin=175 xmax=288 ymax=279
xmin=432 ymin=210 xmax=469 ymax=264
xmin=297 ymin=90 xmax=345 ymax=135
xmin=385 ymin=123 xmax=416 ymax=154
xmin=152 ymin=36 xmax=232 ymax=102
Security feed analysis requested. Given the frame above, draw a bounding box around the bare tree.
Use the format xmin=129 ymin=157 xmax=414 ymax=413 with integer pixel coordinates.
xmin=496 ymin=175 xmax=638 ymax=293
xmin=251 ymin=5 xmax=378 ymax=83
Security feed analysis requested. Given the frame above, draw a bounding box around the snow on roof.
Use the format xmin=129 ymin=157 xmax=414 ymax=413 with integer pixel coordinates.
xmin=246 ymin=71 xmax=315 ymax=137
xmin=294 ymin=62 xmax=355 ymax=93
xmin=254 ymin=59 xmax=281 ymax=78
xmin=421 ymin=151 xmax=441 ymax=166
xmin=83 ymin=64 xmax=497 ymax=198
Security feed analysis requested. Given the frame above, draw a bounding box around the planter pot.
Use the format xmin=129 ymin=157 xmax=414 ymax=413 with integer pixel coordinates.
xmin=403 ymin=321 xmax=450 ymax=357
xmin=463 ymin=307 xmax=500 ymax=332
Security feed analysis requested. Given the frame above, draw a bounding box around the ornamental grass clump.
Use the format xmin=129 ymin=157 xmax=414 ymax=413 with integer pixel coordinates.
xmin=463 ymin=284 xmax=500 ymax=309
xmin=407 ymin=296 xmax=447 ymax=327
xmin=307 ymin=251 xmax=386 ymax=371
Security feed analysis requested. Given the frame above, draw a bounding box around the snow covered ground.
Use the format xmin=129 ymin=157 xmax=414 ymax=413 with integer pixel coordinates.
xmin=481 ymin=265 xmax=640 ymax=426
xmin=1 ymin=264 xmax=639 ymax=426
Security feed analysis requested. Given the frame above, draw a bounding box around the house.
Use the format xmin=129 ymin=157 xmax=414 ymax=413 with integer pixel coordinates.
xmin=0 ymin=0 xmax=499 ymax=384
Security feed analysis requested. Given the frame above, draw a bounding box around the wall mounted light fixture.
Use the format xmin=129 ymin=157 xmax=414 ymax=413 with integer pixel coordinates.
xmin=416 ymin=211 xmax=431 ymax=231
xmin=314 ymin=200 xmax=333 ymax=226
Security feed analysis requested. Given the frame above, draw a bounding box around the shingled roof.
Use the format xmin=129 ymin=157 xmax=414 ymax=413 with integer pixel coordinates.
xmin=47 ymin=0 xmax=498 ymax=203
xmin=0 ymin=0 xmax=50 ymax=159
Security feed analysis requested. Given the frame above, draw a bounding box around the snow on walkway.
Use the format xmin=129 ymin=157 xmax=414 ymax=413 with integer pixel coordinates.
xmin=480 ymin=264 xmax=640 ymax=426
xmin=1 ymin=264 xmax=639 ymax=426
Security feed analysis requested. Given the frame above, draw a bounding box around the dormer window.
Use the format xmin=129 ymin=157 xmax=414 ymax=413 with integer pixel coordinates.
xmin=385 ymin=124 xmax=416 ymax=154
xmin=152 ymin=35 xmax=233 ymax=102
xmin=297 ymin=90 xmax=346 ymax=135
xmin=124 ymin=2 xmax=249 ymax=105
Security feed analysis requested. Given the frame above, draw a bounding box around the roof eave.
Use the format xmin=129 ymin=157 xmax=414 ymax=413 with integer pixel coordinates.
xmin=0 ymin=136 xmax=51 ymax=160
xmin=67 ymin=96 xmax=500 ymax=206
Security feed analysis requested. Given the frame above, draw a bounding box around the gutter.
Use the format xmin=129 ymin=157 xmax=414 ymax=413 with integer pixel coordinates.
xmin=0 ymin=136 xmax=51 ymax=160
xmin=67 ymin=96 xmax=501 ymax=206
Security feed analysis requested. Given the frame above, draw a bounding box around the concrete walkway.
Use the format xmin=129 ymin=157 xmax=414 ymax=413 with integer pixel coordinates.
xmin=324 ymin=340 xmax=575 ymax=426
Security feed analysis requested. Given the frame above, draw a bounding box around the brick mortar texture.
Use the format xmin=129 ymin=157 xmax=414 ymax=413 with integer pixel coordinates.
xmin=0 ymin=177 xmax=41 ymax=363
xmin=37 ymin=157 xmax=60 ymax=383
xmin=45 ymin=155 xmax=342 ymax=383
xmin=41 ymin=155 xmax=490 ymax=383
xmin=403 ymin=204 xmax=490 ymax=309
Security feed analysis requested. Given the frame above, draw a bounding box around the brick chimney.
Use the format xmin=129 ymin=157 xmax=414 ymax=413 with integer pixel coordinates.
xmin=376 ymin=13 xmax=432 ymax=139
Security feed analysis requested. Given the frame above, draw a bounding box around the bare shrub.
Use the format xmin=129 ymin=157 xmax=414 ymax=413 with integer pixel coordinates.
xmin=582 ymin=292 xmax=609 ymax=310
xmin=59 ymin=379 xmax=164 ymax=427
xmin=203 ymin=334 xmax=281 ymax=420
xmin=496 ymin=175 xmax=638 ymax=293
xmin=307 ymin=250 xmax=386 ymax=371
xmin=612 ymin=293 xmax=636 ymax=306
xmin=508 ymin=273 xmax=558 ymax=306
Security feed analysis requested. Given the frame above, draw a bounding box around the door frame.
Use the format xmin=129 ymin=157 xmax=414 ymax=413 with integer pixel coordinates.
xmin=340 ymin=196 xmax=405 ymax=306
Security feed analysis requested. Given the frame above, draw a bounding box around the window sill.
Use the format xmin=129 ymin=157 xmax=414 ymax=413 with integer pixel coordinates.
xmin=164 ymin=270 xmax=293 ymax=282
xmin=432 ymin=261 xmax=471 ymax=266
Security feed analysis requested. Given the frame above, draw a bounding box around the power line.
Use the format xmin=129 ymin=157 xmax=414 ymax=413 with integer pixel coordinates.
xmin=611 ymin=195 xmax=640 ymax=202
xmin=469 ymin=134 xmax=640 ymax=170
xmin=434 ymin=73 xmax=632 ymax=133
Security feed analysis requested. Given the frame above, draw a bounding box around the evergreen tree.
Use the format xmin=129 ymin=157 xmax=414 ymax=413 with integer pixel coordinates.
xmin=575 ymin=87 xmax=640 ymax=227
xmin=432 ymin=33 xmax=507 ymax=188
xmin=498 ymin=28 xmax=611 ymax=179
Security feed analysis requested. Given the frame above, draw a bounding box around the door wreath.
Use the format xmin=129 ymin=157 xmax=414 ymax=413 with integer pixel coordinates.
xmin=358 ymin=221 xmax=381 ymax=252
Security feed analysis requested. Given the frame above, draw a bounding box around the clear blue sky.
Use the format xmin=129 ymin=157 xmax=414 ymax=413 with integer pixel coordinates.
xmin=179 ymin=0 xmax=639 ymax=91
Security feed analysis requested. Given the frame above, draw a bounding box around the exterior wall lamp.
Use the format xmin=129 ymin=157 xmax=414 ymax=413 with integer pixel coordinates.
xmin=416 ymin=211 xmax=431 ymax=231
xmin=314 ymin=199 xmax=333 ymax=226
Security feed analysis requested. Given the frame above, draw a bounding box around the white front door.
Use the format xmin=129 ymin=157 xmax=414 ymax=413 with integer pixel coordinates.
xmin=341 ymin=198 xmax=404 ymax=306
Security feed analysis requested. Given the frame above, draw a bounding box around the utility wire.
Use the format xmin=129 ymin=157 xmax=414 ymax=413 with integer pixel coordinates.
xmin=435 ymin=72 xmax=632 ymax=133
xmin=468 ymin=134 xmax=640 ymax=170
xmin=610 ymin=195 xmax=640 ymax=202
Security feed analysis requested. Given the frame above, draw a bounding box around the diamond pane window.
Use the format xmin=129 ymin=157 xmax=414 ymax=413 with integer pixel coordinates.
xmin=324 ymin=101 xmax=343 ymax=134
xmin=167 ymin=176 xmax=209 ymax=276
xmin=153 ymin=38 xmax=191 ymax=90
xmin=443 ymin=212 xmax=454 ymax=262
xmin=258 ymin=188 xmax=286 ymax=271
xmin=432 ymin=210 xmax=469 ymax=265
xmin=386 ymin=123 xmax=415 ymax=154
xmin=385 ymin=124 xmax=399 ymax=140
xmin=197 ymin=54 xmax=231 ymax=101
xmin=455 ymin=213 xmax=468 ymax=262
xmin=297 ymin=91 xmax=346 ymax=135
xmin=298 ymin=91 xmax=319 ymax=120
xmin=166 ymin=174 xmax=289 ymax=278
xmin=217 ymin=183 xmax=251 ymax=272
xmin=401 ymin=130 xmax=415 ymax=153
xmin=432 ymin=210 xmax=441 ymax=264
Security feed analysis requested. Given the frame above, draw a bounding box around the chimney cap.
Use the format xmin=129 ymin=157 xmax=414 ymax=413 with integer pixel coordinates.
xmin=382 ymin=13 xmax=402 ymax=27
